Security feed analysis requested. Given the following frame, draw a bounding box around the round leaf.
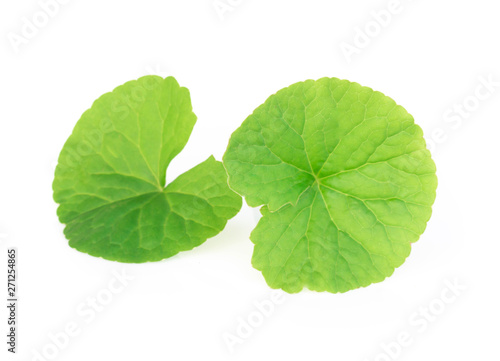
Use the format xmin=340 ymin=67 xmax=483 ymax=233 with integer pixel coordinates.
xmin=224 ymin=78 xmax=437 ymax=293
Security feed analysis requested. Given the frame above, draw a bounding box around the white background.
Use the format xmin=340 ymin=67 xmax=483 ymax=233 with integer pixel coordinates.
xmin=1 ymin=0 xmax=499 ymax=360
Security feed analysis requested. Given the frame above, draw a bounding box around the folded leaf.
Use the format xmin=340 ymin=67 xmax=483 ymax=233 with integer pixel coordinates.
xmin=53 ymin=76 xmax=241 ymax=263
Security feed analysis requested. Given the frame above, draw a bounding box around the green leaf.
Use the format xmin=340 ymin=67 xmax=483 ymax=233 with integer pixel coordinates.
xmin=223 ymin=78 xmax=437 ymax=293
xmin=53 ymin=76 xmax=242 ymax=263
